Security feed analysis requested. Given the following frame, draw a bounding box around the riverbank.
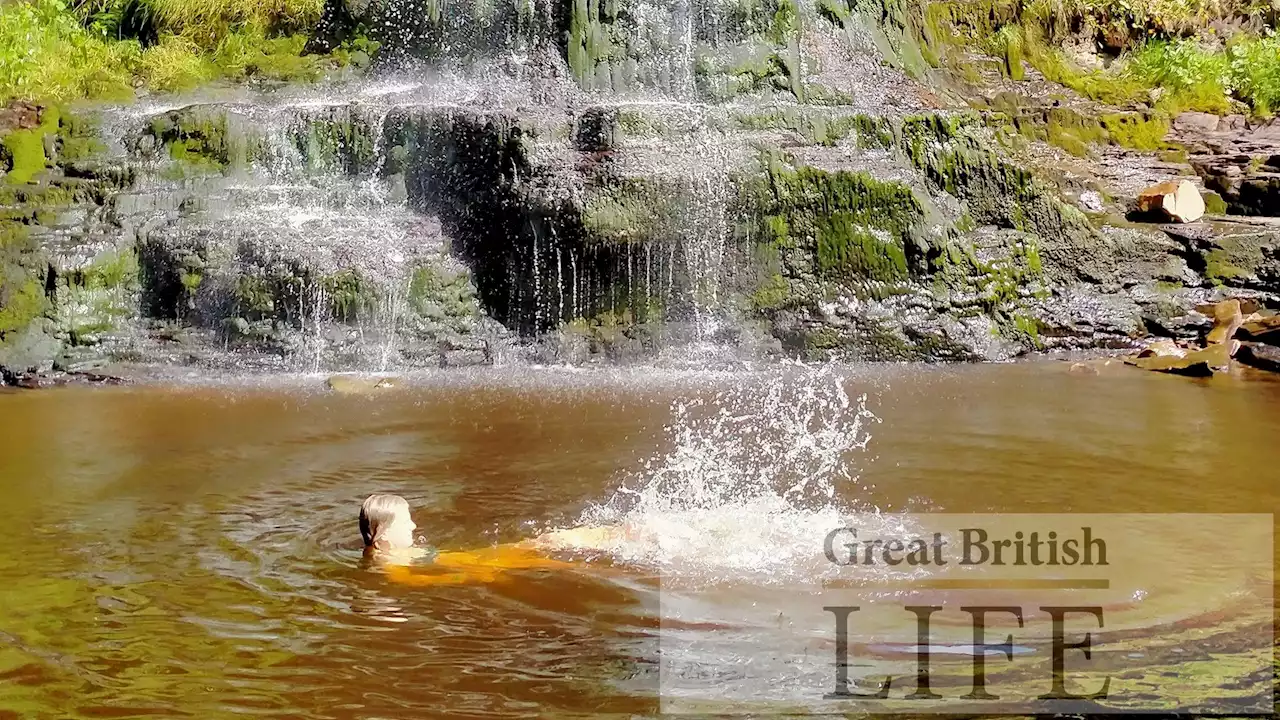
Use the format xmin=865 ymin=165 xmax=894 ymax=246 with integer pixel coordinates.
xmin=2 ymin=0 xmax=1279 ymax=383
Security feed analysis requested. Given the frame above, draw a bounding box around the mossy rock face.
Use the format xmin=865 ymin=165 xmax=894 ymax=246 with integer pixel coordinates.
xmin=898 ymin=113 xmax=1102 ymax=283
xmin=749 ymin=150 xmax=940 ymax=288
xmin=1 ymin=107 xmax=136 ymax=379
xmin=0 ymin=223 xmax=54 ymax=376
xmin=384 ymin=106 xmax=701 ymax=335
xmin=140 ymin=106 xmax=266 ymax=173
xmin=293 ymin=106 xmax=382 ymax=175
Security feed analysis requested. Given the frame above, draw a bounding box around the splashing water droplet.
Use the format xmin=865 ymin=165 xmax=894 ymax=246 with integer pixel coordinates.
xmin=578 ymin=362 xmax=883 ymax=585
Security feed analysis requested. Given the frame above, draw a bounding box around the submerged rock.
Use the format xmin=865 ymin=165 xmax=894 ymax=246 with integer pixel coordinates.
xmin=1127 ymin=342 xmax=1233 ymax=377
xmin=325 ymin=374 xmax=401 ymax=394
xmin=1136 ymin=180 xmax=1205 ymax=223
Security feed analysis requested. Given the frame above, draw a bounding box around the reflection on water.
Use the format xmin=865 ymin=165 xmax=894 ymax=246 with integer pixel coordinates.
xmin=0 ymin=362 xmax=1277 ymax=718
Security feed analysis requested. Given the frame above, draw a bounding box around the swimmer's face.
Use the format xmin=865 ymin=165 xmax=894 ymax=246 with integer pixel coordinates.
xmin=383 ymin=511 xmax=417 ymax=550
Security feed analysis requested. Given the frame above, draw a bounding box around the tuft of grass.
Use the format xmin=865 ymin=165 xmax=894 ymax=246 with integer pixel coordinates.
xmin=0 ymin=0 xmax=139 ymax=103
xmin=138 ymin=34 xmax=216 ymax=92
xmin=1 ymin=0 xmax=360 ymax=105
xmin=147 ymin=0 xmax=322 ymax=45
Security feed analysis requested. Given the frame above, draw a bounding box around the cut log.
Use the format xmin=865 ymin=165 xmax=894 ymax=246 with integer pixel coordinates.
xmin=1137 ymin=180 xmax=1206 ymax=223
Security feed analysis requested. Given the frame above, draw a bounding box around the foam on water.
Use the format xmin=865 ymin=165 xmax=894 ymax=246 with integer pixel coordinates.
xmin=577 ymin=362 xmax=901 ymax=585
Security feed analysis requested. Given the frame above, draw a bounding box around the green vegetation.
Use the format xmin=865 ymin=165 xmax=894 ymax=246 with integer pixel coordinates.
xmin=752 ymin=150 xmax=930 ymax=290
xmin=3 ymin=108 xmax=61 ymax=184
xmin=930 ymin=0 xmax=1280 ymax=118
xmin=735 ymin=108 xmax=895 ymax=147
xmin=0 ymin=0 xmax=362 ymax=104
xmin=582 ymin=181 xmax=661 ymax=244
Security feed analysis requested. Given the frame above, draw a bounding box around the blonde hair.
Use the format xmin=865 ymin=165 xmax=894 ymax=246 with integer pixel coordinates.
xmin=359 ymin=493 xmax=411 ymax=548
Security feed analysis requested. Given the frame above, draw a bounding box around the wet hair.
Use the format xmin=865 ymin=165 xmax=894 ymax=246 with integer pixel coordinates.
xmin=359 ymin=493 xmax=411 ymax=548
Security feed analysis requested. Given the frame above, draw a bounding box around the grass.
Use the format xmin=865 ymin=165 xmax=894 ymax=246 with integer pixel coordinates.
xmin=931 ymin=0 xmax=1280 ymax=118
xmin=0 ymin=0 xmax=138 ymax=103
xmin=0 ymin=0 xmax=345 ymax=105
xmin=957 ymin=17 xmax=1280 ymax=118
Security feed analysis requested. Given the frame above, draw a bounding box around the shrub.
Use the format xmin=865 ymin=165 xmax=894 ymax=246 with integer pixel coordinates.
xmin=1228 ymin=34 xmax=1280 ymax=116
xmin=1123 ymin=39 xmax=1233 ymax=113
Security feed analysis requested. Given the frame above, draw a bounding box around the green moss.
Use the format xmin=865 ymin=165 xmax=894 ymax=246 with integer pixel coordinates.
xmin=1202 ymin=190 xmax=1228 ymax=215
xmin=736 ymin=108 xmax=895 ymax=147
xmin=153 ymin=107 xmax=265 ymax=173
xmin=179 ymin=268 xmax=202 ymax=293
xmin=322 ymin=269 xmax=375 ymax=321
xmin=900 ymin=112 xmax=1098 ymax=256
xmin=987 ymin=24 xmax=1025 ymax=80
xmin=1204 ymin=249 xmax=1249 ymax=285
xmin=1009 ymin=313 xmax=1042 ymax=347
xmin=58 ymin=112 xmax=106 ymax=162
xmin=751 ymin=150 xmax=936 ymax=294
xmin=84 ymin=248 xmax=140 ymax=290
xmin=0 ymin=277 xmax=46 ymax=336
xmin=1099 ymin=113 xmax=1169 ymax=150
xmin=751 ymin=273 xmax=792 ymax=312
xmin=583 ymin=181 xmax=661 ymax=244
xmin=817 ymin=217 xmax=908 ymax=282
xmin=2 ymin=107 xmax=60 ymax=185
xmin=615 ymin=110 xmax=666 ymax=137
xmin=296 ymin=113 xmax=378 ymax=174
xmin=234 ymin=275 xmax=275 ymax=317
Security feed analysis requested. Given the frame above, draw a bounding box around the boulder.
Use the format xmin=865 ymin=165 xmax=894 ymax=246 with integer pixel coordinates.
xmin=1202 ymin=298 xmax=1243 ymax=345
xmin=1135 ymin=339 xmax=1187 ymax=358
xmin=1136 ymin=180 xmax=1205 ymax=223
xmin=1236 ymin=342 xmax=1280 ymax=372
xmin=1238 ymin=312 xmax=1280 ymax=343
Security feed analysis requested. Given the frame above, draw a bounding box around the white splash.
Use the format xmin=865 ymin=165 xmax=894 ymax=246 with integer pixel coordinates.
xmin=578 ymin=362 xmax=886 ymax=585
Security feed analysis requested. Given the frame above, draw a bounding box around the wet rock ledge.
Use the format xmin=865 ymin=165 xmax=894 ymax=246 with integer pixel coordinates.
xmin=4 ymin=0 xmax=1280 ymax=383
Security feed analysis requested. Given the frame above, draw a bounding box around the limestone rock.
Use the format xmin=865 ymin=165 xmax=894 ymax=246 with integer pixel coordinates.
xmin=1202 ymin=298 xmax=1244 ymax=345
xmin=1137 ymin=180 xmax=1205 ymax=223
xmin=1236 ymin=342 xmax=1280 ymax=372
xmin=1239 ymin=312 xmax=1280 ymax=343
xmin=1128 ymin=342 xmax=1233 ymax=376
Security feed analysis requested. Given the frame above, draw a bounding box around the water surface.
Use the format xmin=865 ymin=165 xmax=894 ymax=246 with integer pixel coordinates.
xmin=0 ymin=361 xmax=1276 ymax=718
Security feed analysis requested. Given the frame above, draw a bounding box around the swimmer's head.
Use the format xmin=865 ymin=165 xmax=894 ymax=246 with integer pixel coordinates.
xmin=359 ymin=493 xmax=417 ymax=551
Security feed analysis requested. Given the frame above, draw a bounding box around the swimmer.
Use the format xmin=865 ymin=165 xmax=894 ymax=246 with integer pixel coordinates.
xmin=358 ymin=493 xmax=636 ymax=586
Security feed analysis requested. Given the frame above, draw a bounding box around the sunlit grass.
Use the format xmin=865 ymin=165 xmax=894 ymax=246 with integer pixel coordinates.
xmin=147 ymin=0 xmax=323 ymax=44
xmin=0 ymin=0 xmax=138 ymax=102
xmin=1 ymin=0 xmax=340 ymax=104
xmin=137 ymin=34 xmax=217 ymax=93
